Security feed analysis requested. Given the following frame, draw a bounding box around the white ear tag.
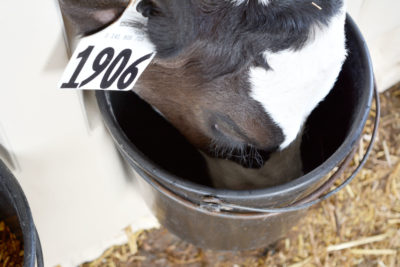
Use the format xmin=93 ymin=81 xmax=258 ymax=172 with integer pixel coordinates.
xmin=58 ymin=0 xmax=155 ymax=91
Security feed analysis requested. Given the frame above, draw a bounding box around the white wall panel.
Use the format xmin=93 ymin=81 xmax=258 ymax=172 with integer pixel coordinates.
xmin=347 ymin=0 xmax=400 ymax=91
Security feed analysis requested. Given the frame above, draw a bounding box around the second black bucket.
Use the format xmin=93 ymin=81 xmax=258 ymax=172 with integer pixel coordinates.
xmin=0 ymin=160 xmax=44 ymax=266
xmin=96 ymin=16 xmax=377 ymax=250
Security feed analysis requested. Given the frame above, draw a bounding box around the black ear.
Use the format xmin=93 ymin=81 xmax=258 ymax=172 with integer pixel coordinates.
xmin=59 ymin=0 xmax=130 ymax=35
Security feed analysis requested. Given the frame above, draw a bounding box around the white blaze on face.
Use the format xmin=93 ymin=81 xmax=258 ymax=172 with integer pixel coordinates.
xmin=249 ymin=10 xmax=347 ymax=149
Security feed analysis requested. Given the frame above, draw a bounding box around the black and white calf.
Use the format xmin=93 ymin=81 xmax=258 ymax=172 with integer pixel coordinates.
xmin=60 ymin=0 xmax=347 ymax=189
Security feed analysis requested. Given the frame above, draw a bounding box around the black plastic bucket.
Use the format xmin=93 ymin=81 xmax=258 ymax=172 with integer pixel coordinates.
xmin=96 ymin=16 xmax=378 ymax=250
xmin=0 ymin=160 xmax=44 ymax=267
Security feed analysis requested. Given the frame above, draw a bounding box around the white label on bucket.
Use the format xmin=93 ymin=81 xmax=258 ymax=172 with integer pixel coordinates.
xmin=58 ymin=0 xmax=155 ymax=91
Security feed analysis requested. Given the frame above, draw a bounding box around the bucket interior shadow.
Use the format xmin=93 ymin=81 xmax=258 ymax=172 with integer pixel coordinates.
xmin=300 ymin=30 xmax=366 ymax=173
xmin=108 ymin=92 xmax=213 ymax=186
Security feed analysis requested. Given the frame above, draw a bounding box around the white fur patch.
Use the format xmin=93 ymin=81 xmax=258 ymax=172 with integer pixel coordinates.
xmin=249 ymin=10 xmax=347 ymax=149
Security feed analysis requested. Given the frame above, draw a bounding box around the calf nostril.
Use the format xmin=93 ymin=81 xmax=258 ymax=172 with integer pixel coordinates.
xmin=209 ymin=113 xmax=254 ymax=146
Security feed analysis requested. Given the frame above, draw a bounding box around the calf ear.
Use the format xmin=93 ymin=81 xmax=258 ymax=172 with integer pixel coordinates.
xmin=59 ymin=0 xmax=130 ymax=35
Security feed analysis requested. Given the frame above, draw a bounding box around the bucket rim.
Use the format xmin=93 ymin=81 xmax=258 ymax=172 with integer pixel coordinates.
xmin=96 ymin=14 xmax=374 ymax=202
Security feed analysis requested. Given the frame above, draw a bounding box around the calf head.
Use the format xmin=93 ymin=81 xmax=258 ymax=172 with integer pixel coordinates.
xmin=134 ymin=0 xmax=343 ymax=167
xmin=60 ymin=0 xmax=344 ymax=168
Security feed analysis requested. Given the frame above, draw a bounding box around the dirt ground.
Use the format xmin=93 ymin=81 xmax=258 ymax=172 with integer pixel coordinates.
xmin=81 ymin=83 xmax=400 ymax=267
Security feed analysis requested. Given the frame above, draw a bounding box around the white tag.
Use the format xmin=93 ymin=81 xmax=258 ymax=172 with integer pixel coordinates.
xmin=58 ymin=0 xmax=155 ymax=91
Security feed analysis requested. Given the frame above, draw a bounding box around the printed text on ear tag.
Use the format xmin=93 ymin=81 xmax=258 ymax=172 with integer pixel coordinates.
xmin=58 ymin=0 xmax=155 ymax=91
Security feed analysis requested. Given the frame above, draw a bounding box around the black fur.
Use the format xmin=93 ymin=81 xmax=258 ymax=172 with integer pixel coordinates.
xmin=137 ymin=0 xmax=343 ymax=79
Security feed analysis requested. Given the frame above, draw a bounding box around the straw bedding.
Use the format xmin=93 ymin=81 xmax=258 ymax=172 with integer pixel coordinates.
xmin=81 ymin=83 xmax=400 ymax=267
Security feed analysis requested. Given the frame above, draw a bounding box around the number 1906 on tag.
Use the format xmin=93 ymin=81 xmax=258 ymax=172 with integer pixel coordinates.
xmin=61 ymin=45 xmax=153 ymax=91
